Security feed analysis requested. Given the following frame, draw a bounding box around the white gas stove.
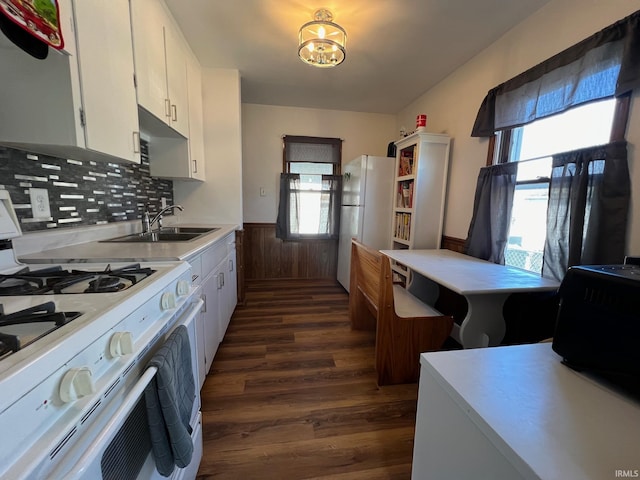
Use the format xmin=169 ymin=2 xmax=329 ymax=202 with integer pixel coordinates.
xmin=0 ymin=191 xmax=202 ymax=479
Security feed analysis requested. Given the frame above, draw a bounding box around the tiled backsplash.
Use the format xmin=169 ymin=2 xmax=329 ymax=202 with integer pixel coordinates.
xmin=0 ymin=140 xmax=173 ymax=233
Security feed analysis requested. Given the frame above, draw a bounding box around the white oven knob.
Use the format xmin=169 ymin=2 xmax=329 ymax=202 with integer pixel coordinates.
xmin=161 ymin=292 xmax=176 ymax=310
xmin=59 ymin=367 xmax=94 ymax=403
xmin=109 ymin=331 xmax=134 ymax=357
xmin=176 ymin=279 xmax=190 ymax=296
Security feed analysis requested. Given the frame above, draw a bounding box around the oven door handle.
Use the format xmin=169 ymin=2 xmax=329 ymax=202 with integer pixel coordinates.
xmin=51 ymin=299 xmax=203 ymax=479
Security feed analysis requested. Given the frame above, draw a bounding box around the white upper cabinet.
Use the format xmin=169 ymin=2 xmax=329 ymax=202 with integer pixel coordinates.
xmin=73 ymin=0 xmax=141 ymax=163
xmin=130 ymin=0 xmax=189 ymax=137
xmin=186 ymin=51 xmax=206 ymax=181
xmin=145 ymin=52 xmax=207 ymax=181
xmin=164 ymin=20 xmax=189 ymax=136
xmin=0 ymin=0 xmax=141 ymax=164
xmin=135 ymin=0 xmax=207 ymax=181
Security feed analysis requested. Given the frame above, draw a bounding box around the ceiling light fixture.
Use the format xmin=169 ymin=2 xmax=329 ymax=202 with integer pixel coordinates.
xmin=298 ymin=9 xmax=346 ymax=68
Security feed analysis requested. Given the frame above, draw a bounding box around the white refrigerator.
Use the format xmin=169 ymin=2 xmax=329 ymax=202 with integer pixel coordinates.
xmin=337 ymin=155 xmax=395 ymax=291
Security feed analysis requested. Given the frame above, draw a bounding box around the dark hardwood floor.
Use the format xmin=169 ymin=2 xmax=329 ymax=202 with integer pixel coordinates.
xmin=197 ymin=279 xmax=418 ymax=479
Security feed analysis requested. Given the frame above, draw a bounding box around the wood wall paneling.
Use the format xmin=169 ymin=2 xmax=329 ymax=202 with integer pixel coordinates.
xmin=441 ymin=235 xmax=466 ymax=254
xmin=243 ymin=224 xmax=464 ymax=282
xmin=243 ymin=223 xmax=339 ymax=280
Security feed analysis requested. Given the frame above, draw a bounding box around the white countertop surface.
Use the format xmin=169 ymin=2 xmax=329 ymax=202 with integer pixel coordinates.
xmin=17 ymin=223 xmax=238 ymax=263
xmin=381 ymin=249 xmax=559 ymax=294
xmin=421 ymin=343 xmax=640 ymax=479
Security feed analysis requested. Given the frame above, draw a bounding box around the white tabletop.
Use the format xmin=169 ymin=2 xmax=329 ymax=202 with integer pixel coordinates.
xmin=421 ymin=343 xmax=640 ymax=479
xmin=381 ymin=249 xmax=559 ymax=295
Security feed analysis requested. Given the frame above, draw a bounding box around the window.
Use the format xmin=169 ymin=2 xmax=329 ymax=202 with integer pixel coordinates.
xmin=468 ymin=10 xmax=637 ymax=279
xmin=276 ymin=136 xmax=342 ymax=240
xmin=493 ymin=97 xmax=625 ymax=274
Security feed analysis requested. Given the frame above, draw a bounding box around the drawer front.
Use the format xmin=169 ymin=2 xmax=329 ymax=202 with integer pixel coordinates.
xmin=188 ymin=254 xmax=203 ymax=286
xmin=202 ymin=232 xmax=235 ymax=277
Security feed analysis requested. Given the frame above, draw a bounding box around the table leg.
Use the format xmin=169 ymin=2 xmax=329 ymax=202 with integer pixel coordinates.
xmin=457 ymin=293 xmax=510 ymax=348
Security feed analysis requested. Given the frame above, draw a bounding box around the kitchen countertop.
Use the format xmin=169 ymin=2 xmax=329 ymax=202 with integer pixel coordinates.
xmin=412 ymin=343 xmax=640 ymax=479
xmin=18 ymin=224 xmax=239 ymax=264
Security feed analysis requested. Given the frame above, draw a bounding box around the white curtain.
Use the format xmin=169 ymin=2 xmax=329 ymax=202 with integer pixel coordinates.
xmin=275 ymin=173 xmax=342 ymax=240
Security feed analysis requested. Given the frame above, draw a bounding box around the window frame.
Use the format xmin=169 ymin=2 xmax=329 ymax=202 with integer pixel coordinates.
xmin=282 ymin=135 xmax=342 ymax=176
xmin=486 ymin=93 xmax=631 ymax=166
xmin=485 ymin=94 xmax=631 ymax=274
xmin=276 ymin=135 xmax=343 ymax=241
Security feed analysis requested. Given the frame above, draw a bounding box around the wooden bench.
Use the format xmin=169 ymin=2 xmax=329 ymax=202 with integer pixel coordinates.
xmin=349 ymin=239 xmax=453 ymax=385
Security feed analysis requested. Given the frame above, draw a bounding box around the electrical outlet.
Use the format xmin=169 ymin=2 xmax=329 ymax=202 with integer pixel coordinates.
xmin=29 ymin=188 xmax=51 ymax=219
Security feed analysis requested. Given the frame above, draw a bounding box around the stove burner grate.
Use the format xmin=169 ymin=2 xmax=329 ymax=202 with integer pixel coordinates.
xmin=86 ymin=276 xmax=126 ymax=293
xmin=0 ymin=302 xmax=82 ymax=358
xmin=0 ymin=264 xmax=156 ymax=296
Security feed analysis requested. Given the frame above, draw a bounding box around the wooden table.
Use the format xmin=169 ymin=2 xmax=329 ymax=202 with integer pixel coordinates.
xmin=380 ymin=249 xmax=560 ymax=348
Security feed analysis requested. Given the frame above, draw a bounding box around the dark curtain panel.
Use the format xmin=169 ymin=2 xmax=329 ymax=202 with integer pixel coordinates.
xmin=542 ymin=142 xmax=630 ymax=280
xmin=464 ymin=162 xmax=518 ymax=264
xmin=275 ymin=173 xmax=300 ymax=240
xmin=472 ymin=9 xmax=640 ymax=137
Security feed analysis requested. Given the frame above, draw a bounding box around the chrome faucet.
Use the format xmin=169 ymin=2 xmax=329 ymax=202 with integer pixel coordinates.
xmin=142 ymin=204 xmax=183 ymax=233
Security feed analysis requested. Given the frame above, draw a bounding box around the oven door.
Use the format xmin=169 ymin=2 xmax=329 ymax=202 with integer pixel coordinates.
xmin=48 ymin=298 xmax=204 ymax=480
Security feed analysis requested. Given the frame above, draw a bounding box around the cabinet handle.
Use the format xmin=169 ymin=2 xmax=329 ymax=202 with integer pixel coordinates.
xmin=220 ymin=272 xmax=225 ymax=288
xmin=201 ymin=294 xmax=207 ymax=313
xmin=171 ymin=104 xmax=178 ymax=122
xmin=133 ymin=131 xmax=140 ymax=153
xmin=193 ymin=159 xmax=198 ymax=173
xmin=229 ymin=259 xmax=234 ymax=272
xmin=165 ymin=98 xmax=171 ymax=118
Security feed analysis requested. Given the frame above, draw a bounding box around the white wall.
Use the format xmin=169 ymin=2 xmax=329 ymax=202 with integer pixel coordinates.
xmin=397 ymin=0 xmax=640 ymax=253
xmin=241 ymin=104 xmax=396 ymax=223
xmin=173 ymin=68 xmax=243 ymax=225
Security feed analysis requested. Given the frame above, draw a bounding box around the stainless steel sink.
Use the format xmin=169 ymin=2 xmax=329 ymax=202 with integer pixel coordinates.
xmin=101 ymin=231 xmax=201 ymax=243
xmin=158 ymin=227 xmax=220 ymax=234
xmin=101 ymin=226 xmax=220 ymax=243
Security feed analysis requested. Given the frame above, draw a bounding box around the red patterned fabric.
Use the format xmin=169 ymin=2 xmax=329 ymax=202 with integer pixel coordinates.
xmin=0 ymin=0 xmax=64 ymax=49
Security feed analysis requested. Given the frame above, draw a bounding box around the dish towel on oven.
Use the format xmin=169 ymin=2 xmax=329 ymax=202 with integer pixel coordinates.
xmin=144 ymin=325 xmax=196 ymax=477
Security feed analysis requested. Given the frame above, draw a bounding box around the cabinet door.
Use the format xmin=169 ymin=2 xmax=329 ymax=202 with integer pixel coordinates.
xmin=73 ymin=0 xmax=140 ymax=163
xmin=186 ymin=53 xmax=206 ymax=181
xmin=226 ymin=251 xmax=238 ymax=319
xmin=217 ymin=252 xmax=237 ymax=340
xmin=130 ymin=0 xmax=170 ymax=123
xmin=164 ymin=20 xmax=189 ymax=137
xmin=202 ymin=268 xmax=221 ymax=375
xmin=194 ymin=286 xmax=207 ymax=389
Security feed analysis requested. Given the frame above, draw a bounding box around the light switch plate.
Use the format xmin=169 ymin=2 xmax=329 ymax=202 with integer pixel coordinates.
xmin=29 ymin=188 xmax=51 ymax=218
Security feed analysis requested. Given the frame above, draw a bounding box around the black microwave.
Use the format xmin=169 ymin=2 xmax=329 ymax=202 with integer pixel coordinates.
xmin=552 ymin=264 xmax=640 ymax=377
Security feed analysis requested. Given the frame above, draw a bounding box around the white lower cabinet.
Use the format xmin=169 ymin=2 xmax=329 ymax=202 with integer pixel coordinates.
xmin=219 ymin=240 xmax=238 ymax=340
xmin=189 ymin=232 xmax=238 ymax=388
xmin=201 ymin=262 xmax=222 ymax=380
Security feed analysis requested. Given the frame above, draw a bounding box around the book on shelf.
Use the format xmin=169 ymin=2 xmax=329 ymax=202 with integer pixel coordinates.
xmin=397 ymin=180 xmax=414 ymax=208
xmin=394 ymin=212 xmax=411 ymax=241
xmin=402 ymin=185 xmax=410 ymax=208
xmin=408 ymin=182 xmax=413 ymax=208
xmin=398 ymin=148 xmax=415 ymax=176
